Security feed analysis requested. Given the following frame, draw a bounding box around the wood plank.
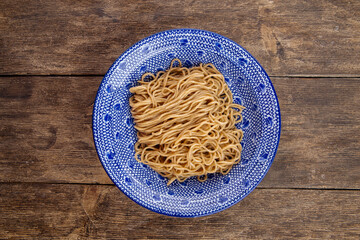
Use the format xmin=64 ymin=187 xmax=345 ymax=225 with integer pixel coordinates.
xmin=1 ymin=76 xmax=359 ymax=188
xmin=0 ymin=184 xmax=359 ymax=239
xmin=0 ymin=0 xmax=359 ymax=76
xmin=260 ymin=77 xmax=360 ymax=189
xmin=0 ymin=76 xmax=112 ymax=184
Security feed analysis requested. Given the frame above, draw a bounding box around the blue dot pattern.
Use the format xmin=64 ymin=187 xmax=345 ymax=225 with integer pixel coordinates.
xmin=93 ymin=29 xmax=281 ymax=218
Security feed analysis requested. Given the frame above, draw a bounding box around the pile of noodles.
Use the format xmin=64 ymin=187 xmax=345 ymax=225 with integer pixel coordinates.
xmin=129 ymin=59 xmax=244 ymax=185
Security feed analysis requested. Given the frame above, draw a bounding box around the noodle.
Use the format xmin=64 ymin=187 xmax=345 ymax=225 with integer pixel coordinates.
xmin=129 ymin=59 xmax=244 ymax=185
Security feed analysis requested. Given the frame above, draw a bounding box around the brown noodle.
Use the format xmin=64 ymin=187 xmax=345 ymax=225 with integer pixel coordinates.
xmin=129 ymin=59 xmax=244 ymax=185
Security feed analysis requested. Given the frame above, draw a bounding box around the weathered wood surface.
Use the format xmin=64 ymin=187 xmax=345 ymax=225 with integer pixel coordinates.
xmin=1 ymin=0 xmax=360 ymax=238
xmin=0 ymin=184 xmax=359 ymax=239
xmin=1 ymin=76 xmax=359 ymax=188
xmin=1 ymin=0 xmax=360 ymax=76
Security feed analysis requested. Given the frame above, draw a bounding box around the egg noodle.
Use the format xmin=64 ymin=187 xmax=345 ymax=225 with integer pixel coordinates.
xmin=129 ymin=59 xmax=244 ymax=185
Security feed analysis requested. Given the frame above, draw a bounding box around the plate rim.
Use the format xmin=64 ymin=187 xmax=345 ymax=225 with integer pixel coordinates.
xmin=92 ymin=28 xmax=281 ymax=217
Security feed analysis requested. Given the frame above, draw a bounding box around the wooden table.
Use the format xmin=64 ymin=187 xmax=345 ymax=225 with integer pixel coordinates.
xmin=1 ymin=1 xmax=360 ymax=239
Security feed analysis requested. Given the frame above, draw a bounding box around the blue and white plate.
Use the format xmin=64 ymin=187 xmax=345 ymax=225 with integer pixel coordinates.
xmin=93 ymin=29 xmax=281 ymax=217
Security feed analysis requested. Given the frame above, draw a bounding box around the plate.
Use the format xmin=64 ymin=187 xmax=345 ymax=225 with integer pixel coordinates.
xmin=93 ymin=29 xmax=281 ymax=217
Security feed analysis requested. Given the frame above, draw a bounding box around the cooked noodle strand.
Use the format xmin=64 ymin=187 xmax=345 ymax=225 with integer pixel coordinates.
xmin=130 ymin=59 xmax=244 ymax=185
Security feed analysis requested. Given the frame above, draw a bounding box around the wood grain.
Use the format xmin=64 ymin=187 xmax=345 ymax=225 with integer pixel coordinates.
xmin=0 ymin=184 xmax=359 ymax=239
xmin=262 ymin=77 xmax=360 ymax=189
xmin=1 ymin=0 xmax=359 ymax=76
xmin=0 ymin=76 xmax=110 ymax=184
xmin=1 ymin=0 xmax=359 ymax=238
xmin=1 ymin=76 xmax=359 ymax=188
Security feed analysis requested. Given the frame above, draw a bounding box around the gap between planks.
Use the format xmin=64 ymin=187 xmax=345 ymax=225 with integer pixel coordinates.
xmin=0 ymin=74 xmax=360 ymax=78
xmin=0 ymin=181 xmax=359 ymax=191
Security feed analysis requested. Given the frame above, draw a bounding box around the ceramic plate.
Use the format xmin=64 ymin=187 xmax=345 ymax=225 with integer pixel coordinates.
xmin=93 ymin=29 xmax=281 ymax=217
